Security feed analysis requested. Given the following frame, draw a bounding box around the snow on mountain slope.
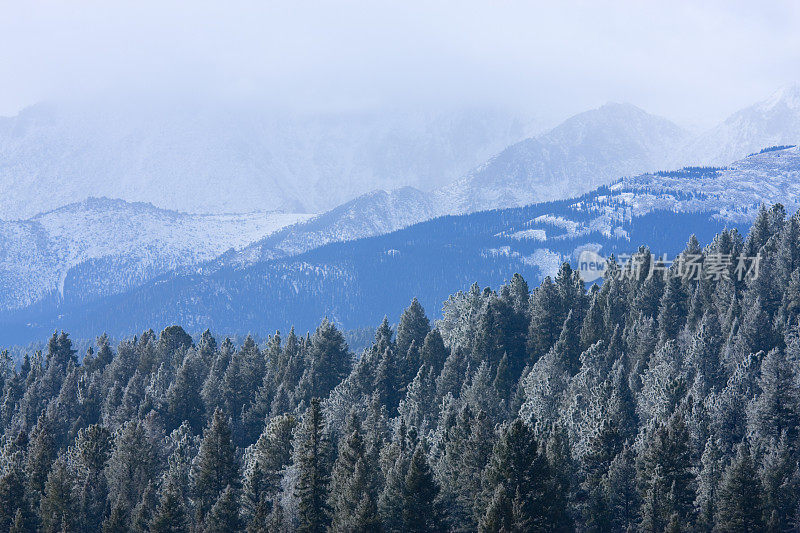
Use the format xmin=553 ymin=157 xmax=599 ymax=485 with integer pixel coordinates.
xmin=0 ymin=198 xmax=310 ymax=310
xmin=683 ymin=84 xmax=800 ymax=166
xmin=0 ymin=100 xmax=529 ymax=220
xmin=502 ymin=146 xmax=800 ymax=252
xmin=435 ymin=103 xmax=690 ymax=214
xmin=15 ymin=148 xmax=796 ymax=343
xmin=222 ymin=186 xmax=439 ymax=266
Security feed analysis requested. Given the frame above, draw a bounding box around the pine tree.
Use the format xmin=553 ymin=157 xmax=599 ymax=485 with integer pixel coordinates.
xmin=72 ymin=424 xmax=112 ymax=532
xmin=167 ymin=348 xmax=208 ymax=434
xmin=748 ymin=347 xmax=800 ymax=443
xmin=150 ymin=479 xmax=190 ymax=533
xmin=482 ymin=419 xmax=567 ymax=531
xmin=396 ymin=298 xmax=431 ymax=361
xmin=695 ymin=438 xmax=723 ymax=532
xmin=205 ymin=485 xmax=243 ymax=533
xmin=39 ymin=457 xmax=77 ymax=533
xmin=715 ymin=443 xmax=765 ymax=532
xmin=294 ymin=398 xmax=332 ymax=533
xmin=605 ymin=444 xmax=639 ymax=532
xmin=637 ymin=411 xmax=696 ymax=530
xmin=420 ymin=329 xmax=448 ymax=375
xmin=102 ymin=498 xmax=129 ymax=533
xmin=378 ymin=422 xmax=412 ymax=532
xmin=243 ymin=414 xmax=297 ymax=520
xmin=328 ymin=415 xmax=380 ymax=532
xmin=402 ymin=445 xmax=445 ymax=532
xmin=25 ymin=412 xmax=57 ymax=507
xmin=191 ymin=408 xmax=239 ymax=522
xmin=132 ymin=481 xmax=159 ymax=533
xmin=106 ymin=420 xmax=160 ymax=514
xmin=658 ymin=274 xmax=689 ymax=341
xmin=158 ymin=325 xmax=194 ymax=356
xmin=758 ymin=435 xmax=798 ymax=533
xmin=580 ymin=420 xmax=624 ymax=530
xmin=266 ymin=500 xmax=289 ymax=532
xmin=298 ymin=320 xmax=352 ymax=403
xmin=527 ymin=277 xmax=564 ymax=362
xmin=478 ymin=485 xmax=514 ymax=533
xmin=0 ymin=462 xmax=32 ymax=532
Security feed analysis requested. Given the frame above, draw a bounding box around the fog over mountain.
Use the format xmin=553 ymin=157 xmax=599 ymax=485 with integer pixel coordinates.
xmin=436 ymin=102 xmax=690 ymax=214
xmin=683 ymin=83 xmax=800 ymax=165
xmin=0 ymin=100 xmax=530 ymax=219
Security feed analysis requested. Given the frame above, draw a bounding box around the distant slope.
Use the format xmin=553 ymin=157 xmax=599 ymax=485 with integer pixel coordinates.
xmin=0 ymin=198 xmax=310 ymax=311
xmin=0 ymin=100 xmax=528 ymax=219
xmin=683 ymin=84 xmax=800 ymax=166
xmin=436 ymin=103 xmax=690 ymax=214
xmin=6 ymin=148 xmax=798 ymax=344
xmin=221 ymin=186 xmax=438 ymax=266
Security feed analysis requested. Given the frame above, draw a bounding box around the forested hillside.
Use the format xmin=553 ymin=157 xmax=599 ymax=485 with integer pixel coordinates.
xmin=1 ymin=204 xmax=800 ymax=531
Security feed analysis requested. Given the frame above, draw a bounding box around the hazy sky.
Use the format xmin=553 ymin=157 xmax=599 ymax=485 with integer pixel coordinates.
xmin=2 ymin=1 xmax=799 ymax=128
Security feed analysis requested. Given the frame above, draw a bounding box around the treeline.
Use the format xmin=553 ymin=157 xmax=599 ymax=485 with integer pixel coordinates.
xmin=1 ymin=204 xmax=800 ymax=531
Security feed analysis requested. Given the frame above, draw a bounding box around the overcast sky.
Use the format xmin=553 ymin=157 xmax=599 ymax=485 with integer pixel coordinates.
xmin=2 ymin=1 xmax=799 ymax=128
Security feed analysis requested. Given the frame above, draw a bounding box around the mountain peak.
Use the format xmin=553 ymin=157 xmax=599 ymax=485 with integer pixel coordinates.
xmin=759 ymin=83 xmax=800 ymax=112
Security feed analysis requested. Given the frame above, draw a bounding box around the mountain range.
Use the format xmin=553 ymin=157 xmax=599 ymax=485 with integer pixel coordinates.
xmin=1 ymin=85 xmax=799 ymax=342
xmin=2 ymin=146 xmax=797 ymax=344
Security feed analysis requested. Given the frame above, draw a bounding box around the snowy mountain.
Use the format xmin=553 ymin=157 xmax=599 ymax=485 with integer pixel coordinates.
xmin=435 ymin=103 xmax=690 ymax=214
xmin=0 ymin=100 xmax=529 ymax=219
xmin=221 ymin=186 xmax=439 ymax=266
xmin=0 ymin=198 xmax=310 ymax=311
xmin=683 ymin=84 xmax=800 ymax=166
xmin=5 ymin=147 xmax=796 ymax=344
xmin=502 ymin=145 xmax=800 ymax=255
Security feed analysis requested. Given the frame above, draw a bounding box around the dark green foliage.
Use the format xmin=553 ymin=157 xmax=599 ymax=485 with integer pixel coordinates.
xmin=637 ymin=411 xmax=696 ymax=531
xmin=191 ymin=408 xmax=238 ymax=522
xmin=243 ymin=414 xmax=297 ymax=521
xmin=204 ymin=485 xmax=242 ymax=533
xmin=482 ymin=419 xmax=569 ymax=531
xmin=396 ymin=298 xmax=432 ymax=365
xmin=294 ymin=398 xmax=331 ymax=533
xmin=298 ymin=320 xmax=352 ymax=403
xmin=715 ymin=444 xmax=765 ymax=532
xmin=150 ymin=480 xmax=190 ymax=533
xmin=403 ymin=445 xmax=445 ymax=532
